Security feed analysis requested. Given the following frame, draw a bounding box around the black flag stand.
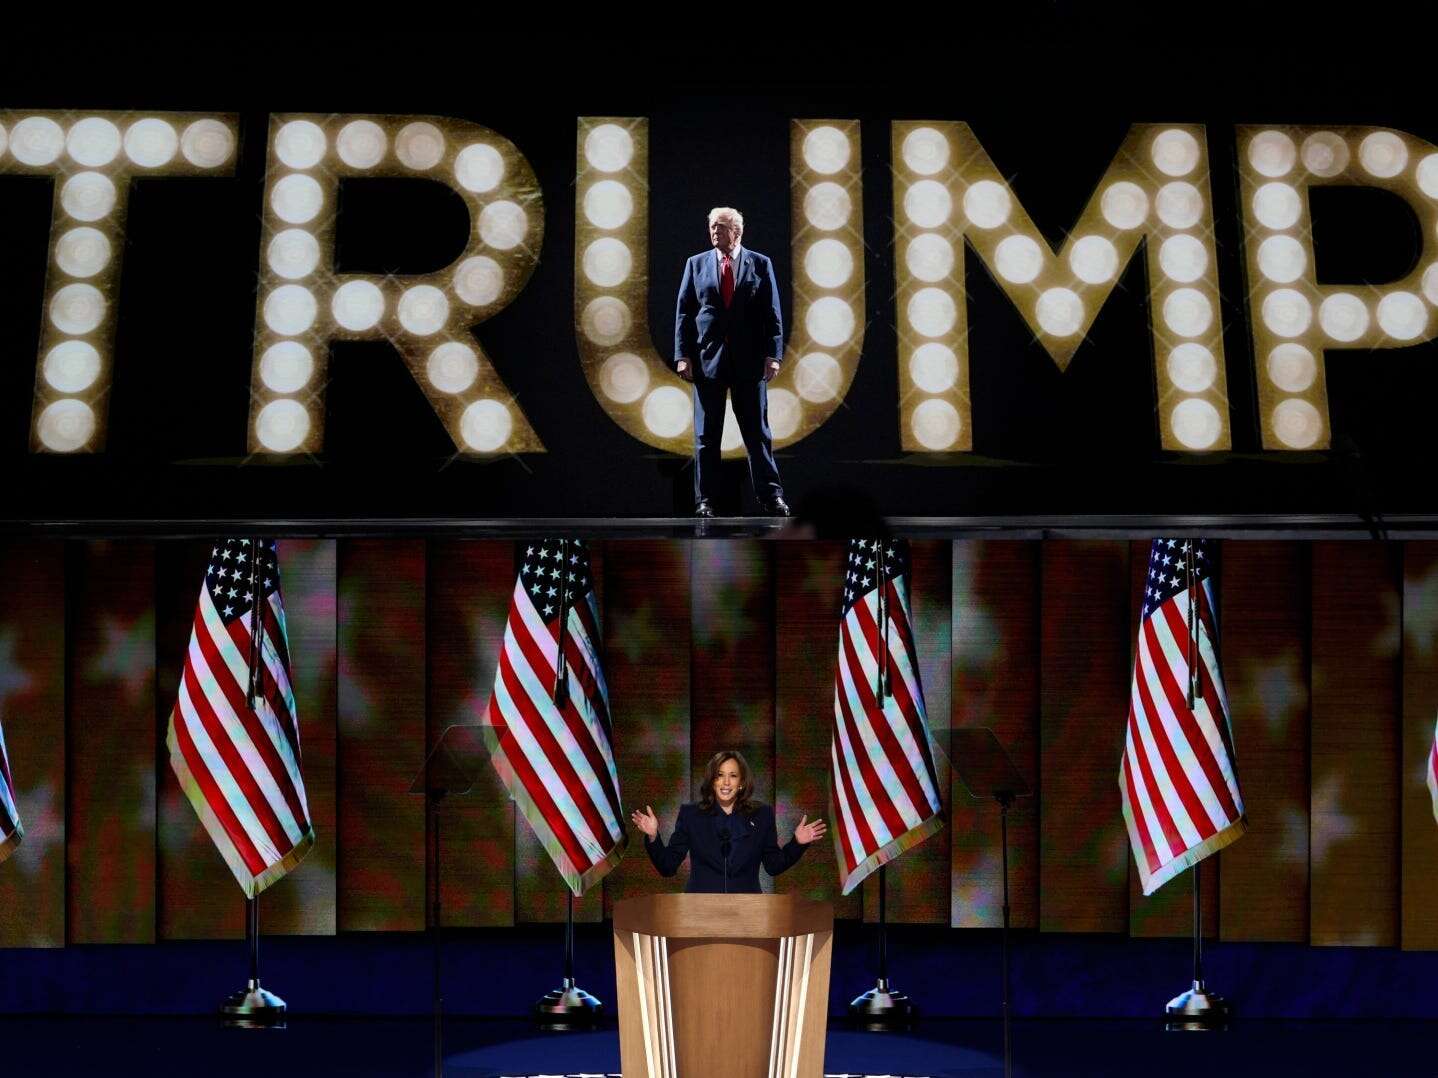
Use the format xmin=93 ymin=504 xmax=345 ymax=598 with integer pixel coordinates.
xmin=1165 ymin=542 xmax=1231 ymax=1031
xmin=851 ymin=545 xmax=909 ymax=1029
xmin=535 ymin=547 xmax=602 ymax=1029
xmin=534 ymin=889 xmax=602 ymax=1027
xmin=220 ymin=895 xmax=286 ymax=1026
xmin=848 ymin=864 xmax=914 ymax=1029
xmin=221 ymin=537 xmax=286 ymax=1028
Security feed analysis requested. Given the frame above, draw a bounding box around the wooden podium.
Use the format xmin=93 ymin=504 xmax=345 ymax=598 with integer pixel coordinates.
xmin=612 ymin=894 xmax=834 ymax=1078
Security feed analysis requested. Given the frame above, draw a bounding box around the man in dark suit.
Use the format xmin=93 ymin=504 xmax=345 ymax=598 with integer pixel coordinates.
xmin=673 ymin=207 xmax=791 ymax=518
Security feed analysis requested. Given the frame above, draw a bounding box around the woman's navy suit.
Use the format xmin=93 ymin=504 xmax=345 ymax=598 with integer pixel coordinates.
xmin=644 ymin=801 xmax=807 ymax=894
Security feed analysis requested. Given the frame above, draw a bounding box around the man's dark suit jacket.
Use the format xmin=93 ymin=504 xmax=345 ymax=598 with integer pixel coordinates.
xmin=644 ymin=801 xmax=806 ymax=893
xmin=673 ymin=247 xmax=784 ymax=383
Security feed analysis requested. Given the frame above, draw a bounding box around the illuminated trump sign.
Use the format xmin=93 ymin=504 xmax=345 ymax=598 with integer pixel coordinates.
xmin=4 ymin=110 xmax=1437 ymax=460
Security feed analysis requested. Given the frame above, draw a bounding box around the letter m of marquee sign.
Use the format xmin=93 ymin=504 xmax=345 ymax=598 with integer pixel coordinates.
xmin=892 ymin=122 xmax=1230 ymax=452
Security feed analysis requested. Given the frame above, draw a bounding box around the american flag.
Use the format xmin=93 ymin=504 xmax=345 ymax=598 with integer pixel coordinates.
xmin=167 ymin=539 xmax=314 ymax=896
xmin=0 ymin=718 xmax=20 ymax=864
xmin=1427 ymin=715 xmax=1438 ymax=824
xmin=831 ymin=538 xmax=944 ymax=895
xmin=485 ymin=539 xmax=625 ymax=895
xmin=1121 ymin=539 xmax=1246 ymax=895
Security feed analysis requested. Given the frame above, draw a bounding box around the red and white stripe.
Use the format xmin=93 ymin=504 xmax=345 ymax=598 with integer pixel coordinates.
xmin=485 ymin=576 xmax=624 ymax=896
xmin=1426 ymin=715 xmax=1438 ymax=824
xmin=167 ymin=560 xmax=313 ymax=897
xmin=0 ymin=719 xmax=21 ymax=864
xmin=1121 ymin=577 xmax=1245 ymax=896
xmin=831 ymin=568 xmax=944 ymax=895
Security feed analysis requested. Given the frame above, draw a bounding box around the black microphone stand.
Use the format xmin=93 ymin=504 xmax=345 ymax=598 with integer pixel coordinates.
xmin=720 ymin=822 xmax=731 ymax=894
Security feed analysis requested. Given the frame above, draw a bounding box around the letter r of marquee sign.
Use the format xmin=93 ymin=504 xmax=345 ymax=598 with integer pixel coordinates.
xmin=247 ymin=114 xmax=545 ymax=456
xmin=892 ymin=122 xmax=1231 ymax=452
xmin=0 ymin=110 xmax=239 ymax=453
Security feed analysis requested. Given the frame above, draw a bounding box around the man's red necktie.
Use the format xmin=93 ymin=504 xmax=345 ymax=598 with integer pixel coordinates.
xmin=720 ymin=254 xmax=734 ymax=309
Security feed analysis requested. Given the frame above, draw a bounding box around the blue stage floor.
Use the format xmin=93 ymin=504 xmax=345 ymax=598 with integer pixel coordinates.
xmin=2 ymin=1016 xmax=1435 ymax=1076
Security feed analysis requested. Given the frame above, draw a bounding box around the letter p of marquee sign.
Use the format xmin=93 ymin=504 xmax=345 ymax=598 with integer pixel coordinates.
xmin=1238 ymin=126 xmax=1438 ymax=450
xmin=0 ymin=111 xmax=238 ymax=453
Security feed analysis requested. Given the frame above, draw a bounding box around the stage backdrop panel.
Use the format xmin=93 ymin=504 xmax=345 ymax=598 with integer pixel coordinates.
xmin=157 ymin=541 xmax=241 ymax=940
xmin=951 ymin=540 xmax=1039 ymax=930
xmin=0 ymin=541 xmax=66 ymax=949
xmin=264 ymin=538 xmax=338 ymax=935
xmin=1039 ymin=541 xmax=1132 ymax=934
xmin=337 ymin=540 xmax=427 ymax=932
xmin=601 ymin=540 xmax=691 ymax=913
xmin=1219 ymin=541 xmax=1309 ymax=943
xmin=19 ymin=537 xmax=1438 ymax=945
xmin=68 ymin=541 xmax=156 ymax=945
xmin=690 ymin=540 xmax=776 ymax=892
xmin=1402 ymin=542 xmax=1438 ymax=950
xmin=1310 ymin=542 xmax=1401 ymax=948
xmin=428 ymin=540 xmax=517 ymax=927
xmin=866 ymin=539 xmax=951 ymax=924
xmin=774 ymin=541 xmax=859 ymax=917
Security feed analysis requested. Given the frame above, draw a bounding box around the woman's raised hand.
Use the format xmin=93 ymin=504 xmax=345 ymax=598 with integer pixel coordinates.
xmin=793 ymin=815 xmax=827 ymax=845
xmin=630 ymin=804 xmax=659 ymax=840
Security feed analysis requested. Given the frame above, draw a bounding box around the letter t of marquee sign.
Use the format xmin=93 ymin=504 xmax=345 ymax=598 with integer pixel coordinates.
xmin=0 ymin=111 xmax=238 ymax=453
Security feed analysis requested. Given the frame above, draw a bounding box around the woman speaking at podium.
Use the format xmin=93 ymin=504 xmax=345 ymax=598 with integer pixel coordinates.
xmin=631 ymin=750 xmax=826 ymax=893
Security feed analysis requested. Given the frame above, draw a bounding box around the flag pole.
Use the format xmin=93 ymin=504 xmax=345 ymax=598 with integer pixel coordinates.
xmin=534 ymin=539 xmax=600 ymax=1025
xmin=534 ymin=887 xmax=602 ymax=1026
xmin=875 ymin=542 xmax=890 ymax=699
xmin=848 ymin=864 xmax=915 ymax=1028
xmin=221 ymin=538 xmax=287 ymax=1026
xmin=1164 ymin=540 xmax=1230 ymax=1031
xmin=553 ymin=540 xmax=571 ymax=708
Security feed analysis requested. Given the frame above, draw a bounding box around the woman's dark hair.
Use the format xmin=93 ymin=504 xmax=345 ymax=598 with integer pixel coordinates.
xmin=697 ymin=750 xmax=756 ymax=816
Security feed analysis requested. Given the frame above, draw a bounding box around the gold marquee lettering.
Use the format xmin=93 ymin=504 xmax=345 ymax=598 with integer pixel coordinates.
xmin=892 ymin=122 xmax=1230 ymax=452
xmin=0 ymin=110 xmax=240 ymax=453
xmin=1236 ymin=125 xmax=1438 ymax=450
xmin=4 ymin=110 xmax=1434 ymax=458
xmin=246 ymin=114 xmax=545 ymax=456
xmin=573 ymin=117 xmax=866 ymax=457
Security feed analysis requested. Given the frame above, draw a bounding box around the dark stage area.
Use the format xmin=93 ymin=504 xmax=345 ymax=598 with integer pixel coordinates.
xmin=3 ymin=1015 xmax=1436 ymax=1077
xmin=8 ymin=924 xmax=1438 ymax=1019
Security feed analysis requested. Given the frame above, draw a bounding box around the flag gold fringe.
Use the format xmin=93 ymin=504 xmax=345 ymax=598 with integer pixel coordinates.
xmin=167 ymin=717 xmax=316 ymax=899
xmin=1136 ymin=815 xmax=1247 ymax=897
xmin=838 ymin=811 xmax=944 ymax=896
xmin=0 ymin=822 xmax=22 ymax=865
xmin=483 ymin=725 xmax=627 ymax=898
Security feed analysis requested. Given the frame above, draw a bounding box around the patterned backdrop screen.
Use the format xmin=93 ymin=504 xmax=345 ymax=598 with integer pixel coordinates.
xmin=0 ymin=538 xmax=1433 ymax=951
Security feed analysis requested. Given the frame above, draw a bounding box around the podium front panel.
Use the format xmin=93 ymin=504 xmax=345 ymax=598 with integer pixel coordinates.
xmin=613 ymin=895 xmax=833 ymax=1078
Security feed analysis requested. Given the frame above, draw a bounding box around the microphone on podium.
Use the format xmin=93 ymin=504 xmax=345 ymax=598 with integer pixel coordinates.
xmin=718 ymin=824 xmax=731 ymax=894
